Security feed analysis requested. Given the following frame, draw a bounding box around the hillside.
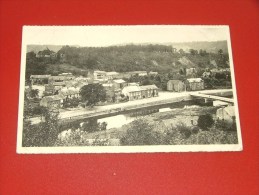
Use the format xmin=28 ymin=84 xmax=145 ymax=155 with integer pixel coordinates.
xmin=172 ymin=41 xmax=228 ymax=53
xmin=25 ymin=42 xmax=229 ymax=79
xmin=57 ymin=43 xmax=229 ymax=72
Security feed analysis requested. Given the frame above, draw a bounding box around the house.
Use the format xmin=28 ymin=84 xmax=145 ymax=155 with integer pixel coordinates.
xmin=40 ymin=94 xmax=65 ymax=109
xmin=106 ymin=72 xmax=119 ymax=80
xmin=93 ymin=71 xmax=107 ymax=81
xmin=59 ymin=87 xmax=80 ymax=100
xmin=48 ymin=76 xmax=66 ymax=87
xmin=129 ymin=71 xmax=148 ymax=77
xmin=167 ymin=80 xmax=186 ymax=92
xmin=48 ymin=75 xmax=73 ymax=86
xmin=58 ymin=73 xmax=74 ymax=80
xmin=139 ymin=85 xmax=158 ymax=98
xmin=216 ymin=106 xmax=236 ymax=127
xmin=122 ymin=86 xmax=142 ymax=101
xmin=30 ymin=75 xmax=51 ymax=85
xmin=137 ymin=71 xmax=148 ymax=76
xmin=122 ymin=84 xmax=158 ymax=101
xmin=113 ymin=79 xmax=127 ymax=89
xmin=186 ymin=78 xmax=204 ymax=91
xmin=36 ymin=48 xmax=57 ymax=59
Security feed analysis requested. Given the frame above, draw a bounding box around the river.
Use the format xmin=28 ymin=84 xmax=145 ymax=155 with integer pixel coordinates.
xmin=97 ymin=100 xmax=207 ymax=129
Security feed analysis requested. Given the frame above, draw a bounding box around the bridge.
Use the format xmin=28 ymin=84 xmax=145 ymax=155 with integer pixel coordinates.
xmin=190 ymin=92 xmax=234 ymax=103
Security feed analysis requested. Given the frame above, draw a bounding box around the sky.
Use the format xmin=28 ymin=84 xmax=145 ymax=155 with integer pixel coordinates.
xmin=23 ymin=25 xmax=230 ymax=47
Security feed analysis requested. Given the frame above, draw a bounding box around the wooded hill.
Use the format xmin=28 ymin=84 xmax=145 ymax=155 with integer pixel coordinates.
xmin=26 ymin=42 xmax=229 ymax=78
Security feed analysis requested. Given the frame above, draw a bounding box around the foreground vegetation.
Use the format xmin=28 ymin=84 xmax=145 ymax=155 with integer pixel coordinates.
xmin=22 ymin=106 xmax=238 ymax=147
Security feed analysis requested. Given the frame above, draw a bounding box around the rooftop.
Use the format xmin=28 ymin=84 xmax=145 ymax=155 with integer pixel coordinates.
xmin=113 ymin=79 xmax=126 ymax=84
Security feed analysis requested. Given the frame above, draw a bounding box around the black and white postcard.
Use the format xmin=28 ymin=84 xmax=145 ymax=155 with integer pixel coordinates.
xmin=17 ymin=25 xmax=242 ymax=153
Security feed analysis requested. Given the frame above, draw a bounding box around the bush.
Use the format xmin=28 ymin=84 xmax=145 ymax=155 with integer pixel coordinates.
xmin=191 ymin=126 xmax=199 ymax=134
xmin=176 ymin=123 xmax=192 ymax=138
xmin=197 ymin=114 xmax=214 ymax=130
xmin=120 ymin=119 xmax=166 ymax=146
xmin=80 ymin=119 xmax=106 ymax=133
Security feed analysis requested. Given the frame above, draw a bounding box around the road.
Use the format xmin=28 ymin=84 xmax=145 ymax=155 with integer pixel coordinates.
xmin=29 ymin=89 xmax=233 ymax=124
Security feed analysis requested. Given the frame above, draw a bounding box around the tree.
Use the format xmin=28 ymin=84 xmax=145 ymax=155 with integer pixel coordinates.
xmin=29 ymin=89 xmax=39 ymax=98
xmin=190 ymin=49 xmax=198 ymax=55
xmin=120 ymin=119 xmax=165 ymax=145
xmin=22 ymin=109 xmax=60 ymax=147
xmin=81 ymin=118 xmax=100 ymax=132
xmin=80 ymin=84 xmax=106 ymax=107
xmin=197 ymin=114 xmax=214 ymax=130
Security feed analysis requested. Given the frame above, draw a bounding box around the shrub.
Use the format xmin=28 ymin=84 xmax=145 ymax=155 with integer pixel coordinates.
xmin=120 ymin=119 xmax=165 ymax=146
xmin=191 ymin=126 xmax=199 ymax=134
xmin=176 ymin=123 xmax=192 ymax=138
xmin=197 ymin=114 xmax=214 ymax=130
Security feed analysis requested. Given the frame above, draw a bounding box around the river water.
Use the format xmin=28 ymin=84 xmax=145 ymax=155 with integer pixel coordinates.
xmin=97 ymin=100 xmax=206 ymax=129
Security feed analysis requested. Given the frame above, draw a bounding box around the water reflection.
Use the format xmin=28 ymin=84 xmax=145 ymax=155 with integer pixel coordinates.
xmin=98 ymin=114 xmax=135 ymax=129
xmin=86 ymin=100 xmax=204 ymax=130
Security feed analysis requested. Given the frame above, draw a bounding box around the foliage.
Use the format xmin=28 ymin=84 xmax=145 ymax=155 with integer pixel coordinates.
xmin=55 ymin=129 xmax=86 ymax=146
xmin=182 ymin=129 xmax=238 ymax=145
xmin=32 ymin=105 xmax=48 ymax=117
xmin=55 ymin=131 xmax=110 ymax=146
xmin=58 ymin=120 xmax=81 ymax=132
xmin=163 ymin=122 xmax=238 ymax=145
xmin=197 ymin=114 xmax=214 ymax=130
xmin=80 ymin=119 xmax=107 ymax=133
xmin=22 ymin=109 xmax=60 ymax=147
xmin=120 ymin=119 xmax=166 ymax=145
xmin=29 ymin=89 xmax=39 ymax=98
xmin=63 ymin=97 xmax=80 ymax=108
xmin=23 ymin=97 xmax=33 ymax=119
xmin=80 ymin=84 xmax=106 ymax=107
xmin=176 ymin=122 xmax=192 ymax=138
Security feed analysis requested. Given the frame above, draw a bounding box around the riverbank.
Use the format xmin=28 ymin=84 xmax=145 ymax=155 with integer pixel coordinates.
xmin=30 ymin=89 xmax=233 ymax=125
xmin=82 ymin=106 xmax=218 ymax=139
xmin=56 ymin=104 xmax=238 ymax=147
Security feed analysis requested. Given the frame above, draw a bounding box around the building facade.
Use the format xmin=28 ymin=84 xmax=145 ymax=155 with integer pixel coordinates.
xmin=187 ymin=78 xmax=204 ymax=91
xmin=167 ymin=80 xmax=186 ymax=92
xmin=122 ymin=85 xmax=158 ymax=101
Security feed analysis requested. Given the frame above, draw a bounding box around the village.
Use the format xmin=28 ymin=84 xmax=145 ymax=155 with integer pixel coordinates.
xmin=22 ymin=45 xmax=237 ymax=147
xmin=26 ymin=67 xmax=234 ymax=123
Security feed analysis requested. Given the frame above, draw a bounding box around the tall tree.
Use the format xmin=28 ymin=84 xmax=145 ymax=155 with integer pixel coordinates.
xmin=80 ymin=84 xmax=106 ymax=107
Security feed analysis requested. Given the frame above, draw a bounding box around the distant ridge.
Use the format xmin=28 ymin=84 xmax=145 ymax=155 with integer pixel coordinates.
xmin=27 ymin=45 xmax=79 ymax=53
xmin=27 ymin=41 xmax=228 ymax=54
xmin=171 ymin=41 xmax=228 ymax=53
